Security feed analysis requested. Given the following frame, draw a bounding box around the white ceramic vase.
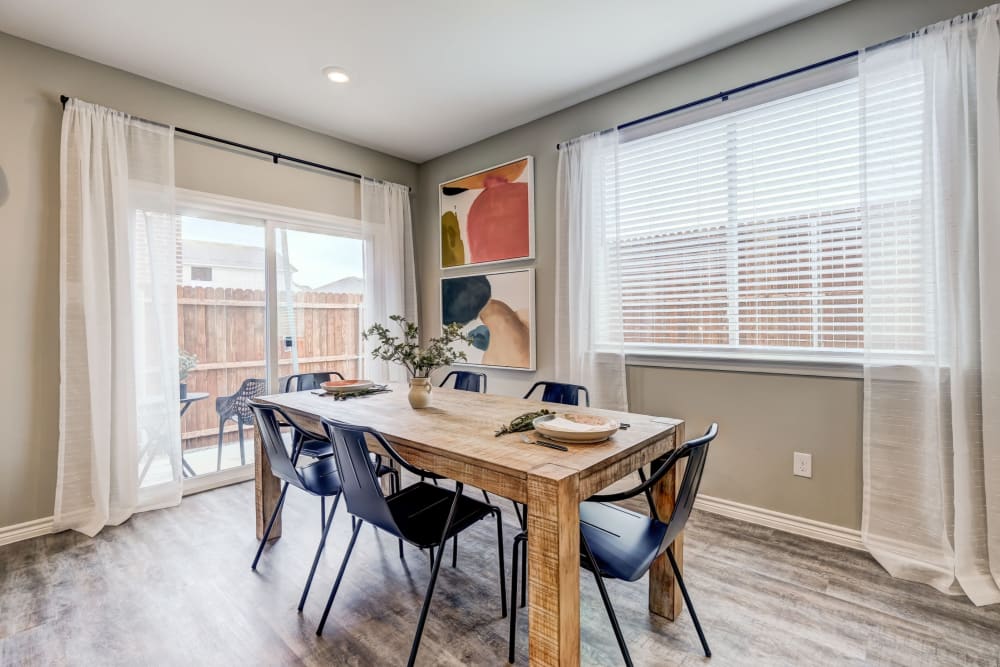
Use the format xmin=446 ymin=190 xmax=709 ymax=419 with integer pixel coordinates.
xmin=408 ymin=376 xmax=432 ymax=409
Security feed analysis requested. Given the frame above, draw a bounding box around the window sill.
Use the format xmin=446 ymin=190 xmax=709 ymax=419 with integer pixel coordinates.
xmin=624 ymin=351 xmax=863 ymax=379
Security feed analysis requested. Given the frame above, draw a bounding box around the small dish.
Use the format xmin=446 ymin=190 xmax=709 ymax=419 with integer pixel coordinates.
xmin=319 ymin=379 xmax=374 ymax=393
xmin=532 ymin=413 xmax=620 ymax=444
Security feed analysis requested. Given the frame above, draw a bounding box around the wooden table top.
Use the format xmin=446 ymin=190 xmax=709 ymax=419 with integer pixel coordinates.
xmin=255 ymin=384 xmax=681 ymax=485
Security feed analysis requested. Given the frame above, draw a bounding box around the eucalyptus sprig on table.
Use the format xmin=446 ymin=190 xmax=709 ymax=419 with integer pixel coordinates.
xmin=495 ymin=409 xmax=554 ymax=437
xmin=364 ymin=315 xmax=470 ymax=378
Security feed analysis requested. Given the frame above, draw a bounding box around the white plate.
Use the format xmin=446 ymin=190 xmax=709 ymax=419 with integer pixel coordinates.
xmin=319 ymin=379 xmax=374 ymax=394
xmin=533 ymin=413 xmax=620 ymax=444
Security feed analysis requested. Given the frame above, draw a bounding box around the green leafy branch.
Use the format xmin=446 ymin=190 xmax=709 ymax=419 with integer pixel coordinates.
xmin=363 ymin=315 xmax=470 ymax=378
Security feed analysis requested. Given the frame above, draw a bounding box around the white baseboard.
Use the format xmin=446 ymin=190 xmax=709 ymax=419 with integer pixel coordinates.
xmin=2 ymin=491 xmax=863 ymax=553
xmin=695 ymin=494 xmax=864 ymax=551
xmin=0 ymin=516 xmax=55 ymax=547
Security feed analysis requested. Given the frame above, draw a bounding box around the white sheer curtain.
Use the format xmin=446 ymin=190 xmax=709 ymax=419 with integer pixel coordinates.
xmin=361 ymin=178 xmax=417 ymax=383
xmin=57 ymin=99 xmax=181 ymax=536
xmin=861 ymin=6 xmax=1000 ymax=605
xmin=555 ymin=129 xmax=628 ymax=411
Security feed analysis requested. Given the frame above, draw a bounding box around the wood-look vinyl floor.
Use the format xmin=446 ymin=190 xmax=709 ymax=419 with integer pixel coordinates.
xmin=1 ymin=481 xmax=998 ymax=666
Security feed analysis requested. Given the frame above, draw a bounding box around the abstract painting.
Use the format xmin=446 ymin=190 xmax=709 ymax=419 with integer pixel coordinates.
xmin=440 ymin=156 xmax=534 ymax=269
xmin=441 ymin=269 xmax=535 ymax=370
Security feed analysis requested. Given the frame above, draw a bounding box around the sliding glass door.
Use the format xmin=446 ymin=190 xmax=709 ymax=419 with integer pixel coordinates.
xmin=169 ymin=193 xmax=367 ymax=487
xmin=274 ymin=226 xmax=366 ymax=383
xmin=174 ymin=214 xmax=267 ymax=477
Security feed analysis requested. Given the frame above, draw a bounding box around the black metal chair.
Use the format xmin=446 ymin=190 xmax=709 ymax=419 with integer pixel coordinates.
xmin=282 ymin=371 xmax=345 ymax=393
xmin=439 ymin=370 xmax=487 ymax=393
xmin=281 ymin=369 xmax=399 ymax=498
xmin=507 ymin=423 xmax=719 ymax=664
xmin=317 ymin=418 xmax=507 ymax=667
xmin=215 ymin=377 xmax=266 ymax=470
xmin=523 ymin=381 xmax=590 ymax=407
xmin=249 ymin=402 xmax=345 ymax=612
xmin=508 ymin=381 xmax=591 ymax=529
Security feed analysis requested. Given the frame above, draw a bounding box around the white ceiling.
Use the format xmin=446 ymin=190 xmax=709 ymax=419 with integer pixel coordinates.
xmin=0 ymin=0 xmax=847 ymax=162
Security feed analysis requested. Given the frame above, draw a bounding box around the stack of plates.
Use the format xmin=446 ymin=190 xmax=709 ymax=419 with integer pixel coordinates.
xmin=532 ymin=413 xmax=620 ymax=444
xmin=319 ymin=379 xmax=374 ymax=394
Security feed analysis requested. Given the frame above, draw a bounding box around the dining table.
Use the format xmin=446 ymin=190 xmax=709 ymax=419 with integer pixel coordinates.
xmin=252 ymin=383 xmax=685 ymax=666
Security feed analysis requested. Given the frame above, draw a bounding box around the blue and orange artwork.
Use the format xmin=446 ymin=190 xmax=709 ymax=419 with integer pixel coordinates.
xmin=440 ymin=157 xmax=533 ymax=268
xmin=441 ymin=269 xmax=535 ymax=370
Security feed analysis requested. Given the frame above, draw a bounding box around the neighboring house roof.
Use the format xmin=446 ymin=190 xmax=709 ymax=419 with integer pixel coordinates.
xmin=311 ymin=276 xmax=364 ymax=294
xmin=182 ymin=240 xmax=297 ymax=273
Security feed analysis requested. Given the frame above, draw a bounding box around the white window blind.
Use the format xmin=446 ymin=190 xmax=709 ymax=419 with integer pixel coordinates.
xmin=611 ymin=61 xmax=925 ymax=361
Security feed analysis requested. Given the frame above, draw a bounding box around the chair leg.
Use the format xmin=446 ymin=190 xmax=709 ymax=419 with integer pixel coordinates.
xmin=519 ymin=537 xmax=527 ymax=609
xmin=316 ymin=518 xmax=363 ymax=636
xmin=452 ymin=535 xmax=458 ymax=568
xmin=667 ymin=547 xmax=711 ymax=658
xmin=406 ymin=489 xmax=462 ymax=667
xmin=508 ymin=534 xmax=522 ymax=663
xmin=493 ymin=510 xmax=508 ymax=619
xmin=299 ymin=494 xmax=340 ymax=611
xmin=581 ymin=531 xmax=633 ymax=667
xmin=216 ymin=418 xmax=226 ymax=471
xmin=320 ymin=496 xmax=326 ymax=533
xmin=237 ymin=421 xmax=246 ymax=466
xmin=251 ymin=481 xmax=289 ymax=570
xmin=482 ymin=489 xmax=491 ymax=504
xmin=637 ymin=467 xmax=656 ymax=516
xmin=512 ymin=501 xmax=525 ymax=530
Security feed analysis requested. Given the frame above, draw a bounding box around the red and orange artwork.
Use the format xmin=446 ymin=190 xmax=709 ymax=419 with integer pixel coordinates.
xmin=440 ymin=157 xmax=533 ymax=268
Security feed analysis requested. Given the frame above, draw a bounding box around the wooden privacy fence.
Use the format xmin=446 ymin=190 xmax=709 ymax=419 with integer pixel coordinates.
xmin=177 ymin=286 xmax=363 ymax=451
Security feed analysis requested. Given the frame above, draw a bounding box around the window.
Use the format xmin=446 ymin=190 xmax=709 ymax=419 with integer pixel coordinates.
xmin=190 ymin=266 xmax=213 ymax=281
xmin=612 ymin=61 xmax=924 ymax=362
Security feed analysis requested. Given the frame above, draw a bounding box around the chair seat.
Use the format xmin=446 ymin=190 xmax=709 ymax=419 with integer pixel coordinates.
xmin=579 ymin=501 xmax=669 ymax=583
xmin=297 ymin=436 xmax=334 ymax=460
xmin=298 ymin=457 xmax=342 ymax=497
xmin=388 ymin=482 xmax=494 ymax=548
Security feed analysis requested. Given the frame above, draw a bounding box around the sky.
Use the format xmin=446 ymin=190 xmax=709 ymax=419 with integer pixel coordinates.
xmin=181 ymin=216 xmax=364 ymax=289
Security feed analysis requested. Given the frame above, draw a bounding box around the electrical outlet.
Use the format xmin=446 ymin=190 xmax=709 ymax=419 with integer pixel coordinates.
xmin=793 ymin=452 xmax=812 ymax=478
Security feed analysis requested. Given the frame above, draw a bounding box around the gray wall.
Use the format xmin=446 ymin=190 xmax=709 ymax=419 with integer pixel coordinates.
xmin=0 ymin=31 xmax=417 ymax=527
xmin=414 ymin=0 xmax=982 ymax=530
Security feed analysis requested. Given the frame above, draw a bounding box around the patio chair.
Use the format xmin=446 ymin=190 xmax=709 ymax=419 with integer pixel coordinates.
xmin=215 ymin=377 xmax=265 ymax=470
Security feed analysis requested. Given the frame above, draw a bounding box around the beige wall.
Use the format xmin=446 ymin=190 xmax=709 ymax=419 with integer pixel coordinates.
xmin=0 ymin=31 xmax=417 ymax=527
xmin=415 ymin=0 xmax=982 ymax=530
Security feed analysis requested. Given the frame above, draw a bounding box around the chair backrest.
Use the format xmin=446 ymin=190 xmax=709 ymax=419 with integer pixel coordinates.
xmin=282 ymin=371 xmax=345 ymax=393
xmin=229 ymin=378 xmax=266 ymax=423
xmin=321 ymin=419 xmax=403 ymax=536
xmin=248 ymin=402 xmax=304 ymax=489
xmin=439 ymin=370 xmax=487 ymax=393
xmin=662 ymin=423 xmax=718 ymax=546
xmin=524 ymin=381 xmax=590 ymax=406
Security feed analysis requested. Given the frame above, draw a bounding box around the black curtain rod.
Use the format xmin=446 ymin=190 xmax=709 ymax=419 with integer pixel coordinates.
xmin=59 ymin=94 xmax=409 ymax=189
xmin=556 ymin=50 xmax=858 ymax=149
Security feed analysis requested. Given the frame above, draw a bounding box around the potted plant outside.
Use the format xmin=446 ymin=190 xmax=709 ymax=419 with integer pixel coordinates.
xmin=179 ymin=350 xmax=198 ymax=400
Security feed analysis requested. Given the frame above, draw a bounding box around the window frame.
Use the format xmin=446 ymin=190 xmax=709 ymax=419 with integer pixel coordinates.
xmin=610 ymin=58 xmax=875 ymax=371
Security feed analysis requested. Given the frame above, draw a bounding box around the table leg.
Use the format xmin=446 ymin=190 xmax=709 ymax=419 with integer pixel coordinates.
xmin=649 ymin=427 xmax=684 ymax=620
xmin=526 ymin=464 xmax=580 ymax=666
xmin=254 ymin=423 xmax=282 ymax=541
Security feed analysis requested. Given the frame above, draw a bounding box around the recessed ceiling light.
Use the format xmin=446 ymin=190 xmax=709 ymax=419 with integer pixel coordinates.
xmin=322 ymin=66 xmax=350 ymax=84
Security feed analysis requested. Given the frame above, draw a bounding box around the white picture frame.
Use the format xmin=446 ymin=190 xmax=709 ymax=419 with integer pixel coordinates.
xmin=439 ymin=156 xmax=535 ymax=270
xmin=440 ymin=268 xmax=536 ymax=371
